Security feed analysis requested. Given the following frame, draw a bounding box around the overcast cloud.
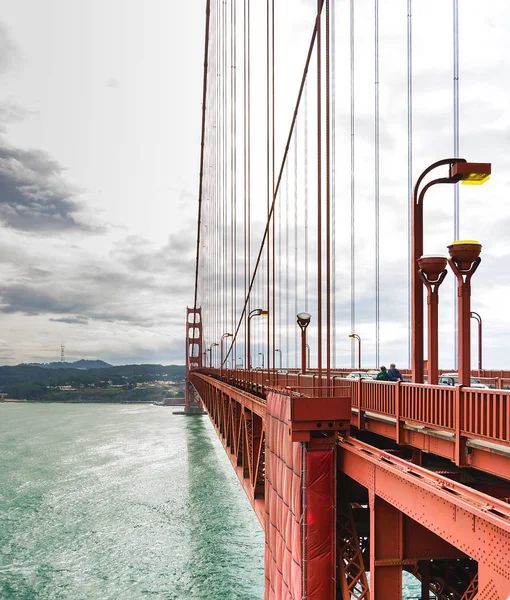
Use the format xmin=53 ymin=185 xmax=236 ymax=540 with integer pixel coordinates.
xmin=0 ymin=1 xmax=508 ymax=369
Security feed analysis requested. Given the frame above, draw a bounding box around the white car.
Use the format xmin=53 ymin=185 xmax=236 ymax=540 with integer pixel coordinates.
xmin=345 ymin=371 xmax=373 ymax=380
xmin=438 ymin=373 xmax=490 ymax=389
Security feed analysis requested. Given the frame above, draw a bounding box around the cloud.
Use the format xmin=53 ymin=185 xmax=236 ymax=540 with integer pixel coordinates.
xmin=0 ymin=228 xmax=195 ymax=333
xmin=49 ymin=316 xmax=89 ymax=325
xmin=0 ymin=144 xmax=98 ymax=232
xmin=106 ymin=77 xmax=120 ymax=88
xmin=0 ymin=102 xmax=37 ymax=133
xmin=0 ymin=21 xmax=20 ymax=75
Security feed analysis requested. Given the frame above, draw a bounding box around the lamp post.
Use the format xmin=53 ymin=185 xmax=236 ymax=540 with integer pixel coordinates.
xmin=418 ymin=255 xmax=448 ymax=386
xmin=470 ymin=311 xmax=483 ymax=372
xmin=448 ymin=241 xmax=482 ymax=386
xmin=203 ymin=350 xmax=207 ymax=367
xmin=411 ymin=159 xmax=491 ymax=383
xmin=258 ymin=352 xmax=264 ymax=369
xmin=208 ymin=342 xmax=219 ymax=368
xmin=247 ymin=308 xmax=268 ymax=370
xmin=220 ymin=332 xmax=233 ymax=372
xmin=296 ymin=312 xmax=311 ymax=375
xmin=348 ymin=334 xmax=361 ymax=370
xmin=275 ymin=348 xmax=282 ymax=370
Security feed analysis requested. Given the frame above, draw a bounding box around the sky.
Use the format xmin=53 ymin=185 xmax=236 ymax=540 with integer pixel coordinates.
xmin=0 ymin=1 xmax=509 ymax=368
xmin=0 ymin=1 xmax=203 ymax=365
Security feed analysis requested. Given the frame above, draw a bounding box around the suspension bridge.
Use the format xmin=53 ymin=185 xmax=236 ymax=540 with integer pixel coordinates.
xmin=185 ymin=2 xmax=510 ymax=598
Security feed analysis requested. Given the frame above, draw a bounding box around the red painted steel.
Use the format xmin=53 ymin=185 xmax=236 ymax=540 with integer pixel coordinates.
xmin=185 ymin=307 xmax=204 ymax=413
xmin=214 ymin=370 xmax=510 ymax=479
xmin=448 ymin=242 xmax=482 ymax=387
xmin=338 ymin=437 xmax=510 ymax=598
xmin=305 ymin=449 xmax=335 ymax=599
xmin=189 ymin=372 xmax=510 ymax=597
xmin=191 ymin=375 xmax=349 ymax=599
xmin=189 ymin=3 xmax=508 ymax=596
xmin=190 ymin=372 xmax=267 ymax=523
xmin=265 ymin=390 xmax=303 ymax=599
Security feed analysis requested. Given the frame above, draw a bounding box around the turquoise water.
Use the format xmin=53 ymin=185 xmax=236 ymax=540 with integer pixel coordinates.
xmin=0 ymin=403 xmax=421 ymax=599
xmin=0 ymin=404 xmax=264 ymax=599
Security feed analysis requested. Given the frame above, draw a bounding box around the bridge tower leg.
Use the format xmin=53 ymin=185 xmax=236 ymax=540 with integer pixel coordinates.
xmin=185 ymin=307 xmax=205 ymax=414
xmin=265 ymin=389 xmax=352 ymax=599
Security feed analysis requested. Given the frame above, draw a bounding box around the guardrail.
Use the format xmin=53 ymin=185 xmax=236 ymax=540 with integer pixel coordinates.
xmin=198 ymin=367 xmax=510 ymax=450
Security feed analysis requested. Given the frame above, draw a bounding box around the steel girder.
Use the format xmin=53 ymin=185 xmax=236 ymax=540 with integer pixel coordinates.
xmin=338 ymin=437 xmax=510 ymax=599
xmin=190 ymin=372 xmax=266 ymax=524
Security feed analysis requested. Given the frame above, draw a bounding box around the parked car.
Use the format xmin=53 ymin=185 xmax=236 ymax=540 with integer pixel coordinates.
xmin=438 ymin=373 xmax=490 ymax=389
xmin=345 ymin=371 xmax=373 ymax=380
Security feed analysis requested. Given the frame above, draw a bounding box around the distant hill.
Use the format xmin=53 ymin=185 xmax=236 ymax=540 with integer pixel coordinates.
xmin=0 ymin=363 xmax=186 ymax=400
xmin=22 ymin=360 xmax=113 ymax=370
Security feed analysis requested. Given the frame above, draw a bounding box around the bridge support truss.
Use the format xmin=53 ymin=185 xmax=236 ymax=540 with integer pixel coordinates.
xmin=189 ymin=372 xmax=510 ymax=599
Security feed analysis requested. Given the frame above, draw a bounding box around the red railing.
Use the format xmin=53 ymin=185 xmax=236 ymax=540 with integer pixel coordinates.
xmin=205 ymin=368 xmax=510 ymax=448
xmin=400 ymin=383 xmax=455 ymax=430
xmin=461 ymin=388 xmax=510 ymax=442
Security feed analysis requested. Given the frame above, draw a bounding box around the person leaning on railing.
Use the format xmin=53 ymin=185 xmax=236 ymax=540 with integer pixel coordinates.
xmin=376 ymin=366 xmax=389 ymax=381
xmin=387 ymin=363 xmax=403 ymax=382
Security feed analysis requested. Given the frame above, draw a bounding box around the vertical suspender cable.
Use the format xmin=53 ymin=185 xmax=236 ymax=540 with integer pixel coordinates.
xmin=350 ymin=0 xmax=355 ymax=368
xmin=268 ymin=0 xmax=274 ymax=376
xmin=294 ymin=129 xmax=298 ymax=367
xmin=217 ymin=0 xmax=222 ymax=348
xmin=278 ymin=166 xmax=282 ymax=361
xmin=223 ymin=0 xmax=227 ymax=344
xmin=246 ymin=0 xmax=252 ymax=367
xmin=453 ymin=0 xmax=460 ymax=369
xmin=266 ymin=0 xmax=270 ymax=373
xmin=225 ymin=8 xmax=324 ymax=357
xmin=374 ymin=0 xmax=380 ymax=367
xmin=325 ymin=0 xmax=332 ymax=385
xmin=243 ymin=0 xmax=248 ymax=367
xmin=317 ymin=0 xmax=323 ymax=380
xmin=407 ymin=0 xmax=413 ymax=369
xmin=285 ymin=165 xmax=289 ymax=358
xmin=230 ymin=0 xmax=237 ymax=365
xmin=331 ymin=0 xmax=336 ymax=368
xmin=305 ymin=85 xmax=309 ymax=314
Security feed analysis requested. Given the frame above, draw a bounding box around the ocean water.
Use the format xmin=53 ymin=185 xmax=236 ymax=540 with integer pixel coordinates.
xmin=0 ymin=404 xmax=264 ymax=599
xmin=0 ymin=403 xmax=421 ymax=599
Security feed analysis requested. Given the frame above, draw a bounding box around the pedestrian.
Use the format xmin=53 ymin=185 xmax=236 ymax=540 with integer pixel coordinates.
xmin=376 ymin=366 xmax=389 ymax=381
xmin=387 ymin=363 xmax=403 ymax=382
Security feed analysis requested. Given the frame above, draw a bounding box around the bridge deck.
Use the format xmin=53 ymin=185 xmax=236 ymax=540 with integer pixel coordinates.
xmin=221 ymin=368 xmax=510 ymax=482
xmin=189 ymin=370 xmax=510 ymax=598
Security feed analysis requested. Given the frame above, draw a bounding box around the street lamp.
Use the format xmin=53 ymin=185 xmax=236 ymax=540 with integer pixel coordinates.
xmin=470 ymin=311 xmax=483 ymax=372
xmin=348 ymin=334 xmax=361 ymax=370
xmin=411 ymin=159 xmax=491 ymax=383
xmin=203 ymin=350 xmax=207 ymax=367
xmin=418 ymin=255 xmax=448 ymax=386
xmin=221 ymin=332 xmax=233 ymax=371
xmin=275 ymin=348 xmax=282 ymax=370
xmin=247 ymin=308 xmax=268 ymax=370
xmin=296 ymin=312 xmax=311 ymax=374
xmin=208 ymin=342 xmax=219 ymax=368
xmin=448 ymin=241 xmax=482 ymax=386
xmin=258 ymin=352 xmax=264 ymax=369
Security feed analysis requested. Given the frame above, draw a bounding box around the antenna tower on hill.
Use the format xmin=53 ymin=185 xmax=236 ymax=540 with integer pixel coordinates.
xmin=60 ymin=342 xmax=65 ymax=363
